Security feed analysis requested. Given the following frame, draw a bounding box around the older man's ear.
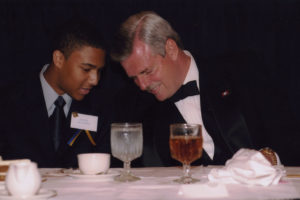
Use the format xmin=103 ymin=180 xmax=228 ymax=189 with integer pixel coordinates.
xmin=165 ymin=38 xmax=179 ymax=61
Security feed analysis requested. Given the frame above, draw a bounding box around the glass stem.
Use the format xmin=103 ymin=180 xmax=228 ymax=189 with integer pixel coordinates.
xmin=123 ymin=161 xmax=131 ymax=175
xmin=183 ymin=163 xmax=191 ymax=178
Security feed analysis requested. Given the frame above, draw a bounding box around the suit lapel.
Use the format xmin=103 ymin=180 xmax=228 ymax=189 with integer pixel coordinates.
xmin=197 ymin=55 xmax=253 ymax=159
xmin=23 ymin=76 xmax=56 ymax=161
xmin=67 ymin=97 xmax=101 ymax=142
xmin=58 ymin=96 xmax=100 ymax=157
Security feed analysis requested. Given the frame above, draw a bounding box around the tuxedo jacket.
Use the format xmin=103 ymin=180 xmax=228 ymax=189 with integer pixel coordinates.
xmin=114 ymin=52 xmax=256 ymax=167
xmin=0 ymin=74 xmax=110 ymax=168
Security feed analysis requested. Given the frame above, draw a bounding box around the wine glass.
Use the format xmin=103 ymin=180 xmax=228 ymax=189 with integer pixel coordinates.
xmin=169 ymin=123 xmax=203 ymax=184
xmin=110 ymin=123 xmax=143 ymax=182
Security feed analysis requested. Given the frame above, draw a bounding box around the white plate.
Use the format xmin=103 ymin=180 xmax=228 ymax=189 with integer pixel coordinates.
xmin=41 ymin=168 xmax=73 ymax=177
xmin=0 ymin=188 xmax=56 ymax=200
xmin=0 ymin=183 xmax=4 ymax=190
xmin=68 ymin=169 xmax=118 ymax=180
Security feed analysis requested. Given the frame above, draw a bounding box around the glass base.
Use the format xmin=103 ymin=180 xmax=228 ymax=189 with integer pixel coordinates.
xmin=174 ymin=176 xmax=199 ymax=184
xmin=114 ymin=173 xmax=140 ymax=182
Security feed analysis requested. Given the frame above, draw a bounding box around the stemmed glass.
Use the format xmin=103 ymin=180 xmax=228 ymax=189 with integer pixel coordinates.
xmin=169 ymin=123 xmax=203 ymax=184
xmin=110 ymin=123 xmax=143 ymax=182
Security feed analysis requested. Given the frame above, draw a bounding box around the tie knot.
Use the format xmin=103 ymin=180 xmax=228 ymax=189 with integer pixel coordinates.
xmin=169 ymin=80 xmax=199 ymax=103
xmin=54 ymin=96 xmax=66 ymax=108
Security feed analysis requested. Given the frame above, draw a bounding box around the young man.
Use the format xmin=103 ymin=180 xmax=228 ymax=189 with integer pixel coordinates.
xmin=1 ymin=18 xmax=110 ymax=168
xmin=111 ymin=11 xmax=259 ymax=167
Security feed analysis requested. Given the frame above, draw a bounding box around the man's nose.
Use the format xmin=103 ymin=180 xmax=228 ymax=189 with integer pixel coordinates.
xmin=136 ymin=75 xmax=149 ymax=91
xmin=89 ymin=71 xmax=99 ymax=86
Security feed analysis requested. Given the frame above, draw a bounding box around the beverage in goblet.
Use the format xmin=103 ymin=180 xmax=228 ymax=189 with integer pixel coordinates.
xmin=111 ymin=123 xmax=143 ymax=182
xmin=169 ymin=123 xmax=203 ymax=184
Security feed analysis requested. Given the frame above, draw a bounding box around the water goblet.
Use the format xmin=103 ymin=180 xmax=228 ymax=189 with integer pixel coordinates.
xmin=169 ymin=123 xmax=203 ymax=184
xmin=111 ymin=123 xmax=143 ymax=182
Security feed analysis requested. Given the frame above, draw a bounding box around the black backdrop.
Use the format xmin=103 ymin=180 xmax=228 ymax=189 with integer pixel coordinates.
xmin=1 ymin=0 xmax=300 ymax=164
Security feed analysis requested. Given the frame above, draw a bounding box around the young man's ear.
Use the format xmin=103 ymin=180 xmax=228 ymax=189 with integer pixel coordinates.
xmin=52 ymin=50 xmax=65 ymax=69
xmin=165 ymin=38 xmax=179 ymax=60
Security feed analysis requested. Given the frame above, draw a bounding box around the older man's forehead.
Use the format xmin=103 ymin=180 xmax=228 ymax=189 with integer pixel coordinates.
xmin=123 ymin=41 xmax=154 ymax=68
xmin=133 ymin=39 xmax=152 ymax=57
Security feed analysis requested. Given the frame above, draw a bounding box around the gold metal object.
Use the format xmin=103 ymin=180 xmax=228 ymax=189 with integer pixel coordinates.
xmin=286 ymin=174 xmax=300 ymax=178
xmin=259 ymin=147 xmax=277 ymax=166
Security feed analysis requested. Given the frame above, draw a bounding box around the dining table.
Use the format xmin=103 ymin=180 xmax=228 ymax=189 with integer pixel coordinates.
xmin=2 ymin=166 xmax=300 ymax=200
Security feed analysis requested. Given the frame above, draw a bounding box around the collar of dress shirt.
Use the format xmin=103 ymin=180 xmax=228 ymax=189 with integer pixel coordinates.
xmin=182 ymin=50 xmax=199 ymax=90
xmin=39 ymin=64 xmax=72 ymax=117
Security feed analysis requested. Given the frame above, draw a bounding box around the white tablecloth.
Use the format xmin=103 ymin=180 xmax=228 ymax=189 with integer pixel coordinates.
xmin=36 ymin=166 xmax=300 ymax=200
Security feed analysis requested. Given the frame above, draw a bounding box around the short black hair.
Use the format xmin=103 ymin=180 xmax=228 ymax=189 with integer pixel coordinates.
xmin=52 ymin=17 xmax=106 ymax=58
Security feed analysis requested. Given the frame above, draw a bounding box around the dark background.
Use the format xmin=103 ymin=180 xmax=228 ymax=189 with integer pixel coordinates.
xmin=1 ymin=0 xmax=300 ymax=164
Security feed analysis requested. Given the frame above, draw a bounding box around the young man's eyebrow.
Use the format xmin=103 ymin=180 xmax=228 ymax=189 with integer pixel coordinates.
xmin=81 ymin=63 xmax=97 ymax=68
xmin=82 ymin=63 xmax=105 ymax=69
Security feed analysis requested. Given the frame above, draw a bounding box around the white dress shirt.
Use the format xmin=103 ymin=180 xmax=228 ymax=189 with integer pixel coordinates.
xmin=174 ymin=51 xmax=215 ymax=160
xmin=39 ymin=64 xmax=72 ymax=117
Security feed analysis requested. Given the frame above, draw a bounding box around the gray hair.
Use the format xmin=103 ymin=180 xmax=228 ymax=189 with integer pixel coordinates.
xmin=111 ymin=11 xmax=183 ymax=62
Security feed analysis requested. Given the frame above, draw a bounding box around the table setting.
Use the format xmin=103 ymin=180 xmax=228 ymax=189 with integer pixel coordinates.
xmin=37 ymin=165 xmax=300 ymax=200
xmin=0 ymin=123 xmax=300 ymax=200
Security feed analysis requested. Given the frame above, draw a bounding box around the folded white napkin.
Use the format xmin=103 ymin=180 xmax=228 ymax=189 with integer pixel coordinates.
xmin=208 ymin=148 xmax=285 ymax=186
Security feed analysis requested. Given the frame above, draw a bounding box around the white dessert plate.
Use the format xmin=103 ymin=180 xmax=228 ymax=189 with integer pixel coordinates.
xmin=0 ymin=188 xmax=56 ymax=200
xmin=68 ymin=169 xmax=118 ymax=180
xmin=41 ymin=168 xmax=73 ymax=177
xmin=0 ymin=183 xmax=4 ymax=190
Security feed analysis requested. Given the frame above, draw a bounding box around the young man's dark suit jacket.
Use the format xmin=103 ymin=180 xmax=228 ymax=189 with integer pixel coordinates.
xmin=113 ymin=52 xmax=257 ymax=167
xmin=0 ymin=73 xmax=110 ymax=168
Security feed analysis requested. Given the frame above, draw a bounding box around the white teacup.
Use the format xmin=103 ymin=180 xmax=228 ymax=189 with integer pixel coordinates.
xmin=77 ymin=153 xmax=110 ymax=175
xmin=5 ymin=161 xmax=41 ymax=198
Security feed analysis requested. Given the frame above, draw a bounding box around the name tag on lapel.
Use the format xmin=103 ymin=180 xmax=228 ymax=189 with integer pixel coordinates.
xmin=71 ymin=112 xmax=98 ymax=132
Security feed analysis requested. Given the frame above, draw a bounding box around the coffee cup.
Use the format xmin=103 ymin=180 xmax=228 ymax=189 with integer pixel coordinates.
xmin=77 ymin=153 xmax=110 ymax=175
xmin=5 ymin=161 xmax=41 ymax=198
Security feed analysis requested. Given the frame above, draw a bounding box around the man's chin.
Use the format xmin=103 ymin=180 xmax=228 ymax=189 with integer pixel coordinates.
xmin=72 ymin=94 xmax=85 ymax=101
xmin=154 ymin=94 xmax=167 ymax=102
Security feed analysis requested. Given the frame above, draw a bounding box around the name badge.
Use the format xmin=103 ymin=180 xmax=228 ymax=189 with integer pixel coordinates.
xmin=71 ymin=112 xmax=98 ymax=132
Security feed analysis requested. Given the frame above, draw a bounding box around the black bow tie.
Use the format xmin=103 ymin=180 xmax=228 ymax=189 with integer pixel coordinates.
xmin=169 ymin=80 xmax=200 ymax=103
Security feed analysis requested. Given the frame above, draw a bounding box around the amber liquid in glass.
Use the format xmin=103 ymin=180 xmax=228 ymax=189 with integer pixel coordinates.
xmin=169 ymin=136 xmax=203 ymax=165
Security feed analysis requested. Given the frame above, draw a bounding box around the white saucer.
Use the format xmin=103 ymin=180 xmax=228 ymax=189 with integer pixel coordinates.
xmin=68 ymin=170 xmax=118 ymax=181
xmin=0 ymin=188 xmax=56 ymax=200
xmin=41 ymin=168 xmax=73 ymax=177
xmin=0 ymin=183 xmax=4 ymax=190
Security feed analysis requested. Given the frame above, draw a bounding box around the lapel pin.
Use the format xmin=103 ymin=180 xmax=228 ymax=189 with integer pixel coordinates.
xmin=72 ymin=112 xmax=78 ymax=118
xmin=221 ymin=90 xmax=230 ymax=97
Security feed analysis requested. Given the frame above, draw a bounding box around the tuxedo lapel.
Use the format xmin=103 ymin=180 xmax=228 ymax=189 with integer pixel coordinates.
xmin=204 ymin=88 xmax=253 ymax=153
xmin=144 ymin=101 xmax=184 ymax=166
xmin=197 ymin=54 xmax=253 ymax=163
xmin=200 ymin=91 xmax=233 ymax=164
xmin=148 ymin=99 xmax=214 ymax=166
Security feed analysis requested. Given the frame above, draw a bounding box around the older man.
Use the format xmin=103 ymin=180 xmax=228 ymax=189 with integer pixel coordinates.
xmin=111 ymin=11 xmax=256 ymax=167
